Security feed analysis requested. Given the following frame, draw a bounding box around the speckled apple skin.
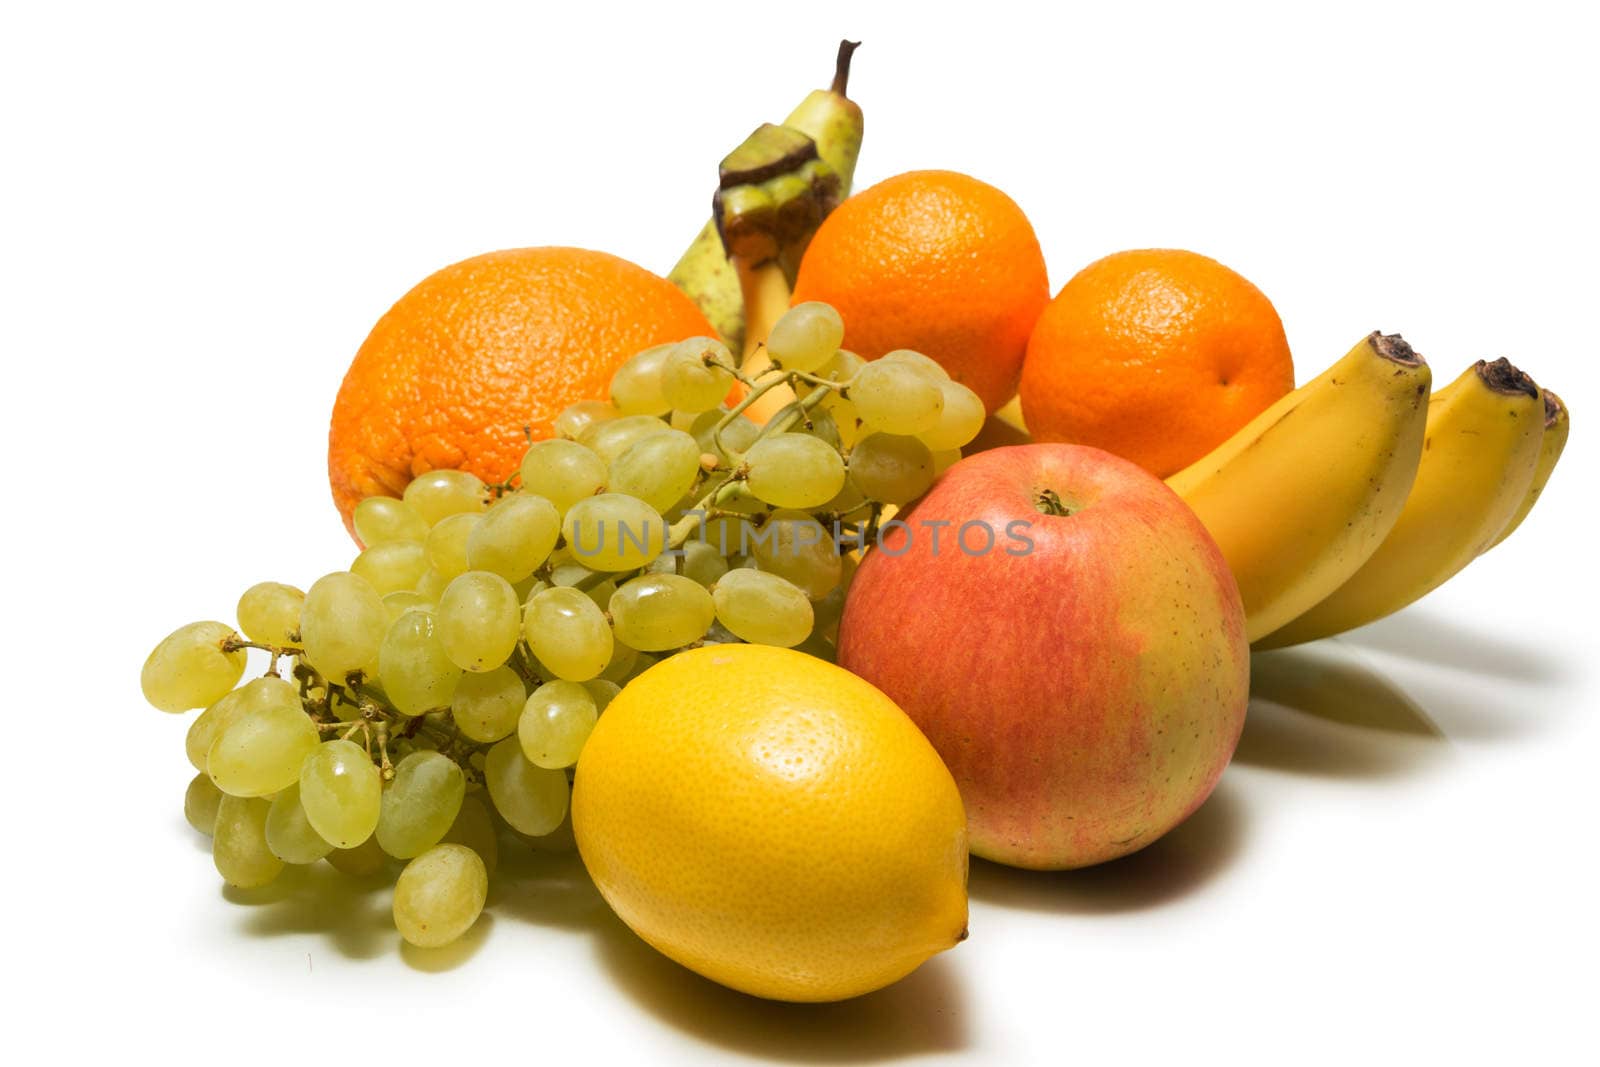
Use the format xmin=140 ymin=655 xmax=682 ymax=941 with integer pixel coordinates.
xmin=837 ymin=444 xmax=1249 ymax=870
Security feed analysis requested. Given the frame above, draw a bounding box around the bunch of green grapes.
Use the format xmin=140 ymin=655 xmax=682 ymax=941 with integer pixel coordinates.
xmin=140 ymin=301 xmax=986 ymax=949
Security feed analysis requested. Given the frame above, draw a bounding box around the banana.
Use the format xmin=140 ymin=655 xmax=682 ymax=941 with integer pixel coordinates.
xmin=1167 ymin=332 xmax=1432 ymax=643
xmin=1255 ymin=357 xmax=1546 ymax=649
xmin=668 ymin=41 xmax=865 ymax=351
xmin=1488 ymin=389 xmax=1568 ymax=548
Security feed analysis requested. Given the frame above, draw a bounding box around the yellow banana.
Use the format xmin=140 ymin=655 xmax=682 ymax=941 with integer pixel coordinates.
xmin=1256 ymin=357 xmax=1546 ymax=649
xmin=1167 ymin=332 xmax=1432 ymax=643
xmin=1489 ymin=389 xmax=1568 ymax=548
xmin=668 ymin=41 xmax=864 ymax=351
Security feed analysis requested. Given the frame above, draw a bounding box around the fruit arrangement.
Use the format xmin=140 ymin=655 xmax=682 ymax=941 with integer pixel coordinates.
xmin=139 ymin=42 xmax=1570 ymax=1001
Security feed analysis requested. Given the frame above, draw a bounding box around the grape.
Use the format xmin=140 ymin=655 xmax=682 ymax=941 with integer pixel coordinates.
xmin=485 ymin=738 xmax=569 ymax=836
xmin=693 ymin=407 xmax=761 ymax=463
xmin=766 ymin=301 xmax=845 ymax=373
xmin=520 ymin=439 xmax=607 ymax=515
xmin=850 ymin=361 xmax=944 ymax=434
xmin=743 ymin=434 xmax=847 ymax=509
xmin=932 ymin=447 xmax=963 ymax=476
xmin=583 ymin=678 xmax=622 ymax=714
xmin=812 ymin=582 xmax=849 ymax=642
xmin=609 ymin=430 xmax=704 ymax=514
xmin=580 ymin=414 xmax=675 ymax=465
xmin=353 ymin=496 xmax=430 ymax=546
xmin=610 ymin=344 xmax=675 ymax=416
xmin=300 ymin=572 xmax=387 ymax=681
xmin=378 ymin=610 xmax=462 ymax=715
xmin=265 ymin=783 xmax=335 ymax=864
xmin=662 ymin=338 xmax=736 ymax=412
xmin=141 ymin=621 xmax=247 ymax=713
xmin=393 ymin=844 xmax=488 ymax=948
xmin=402 ymin=470 xmax=487 ymax=525
xmin=351 ymin=539 xmax=428 ymax=595
xmin=436 ymin=571 xmax=521 ymax=672
xmin=796 ymin=407 xmax=844 ymax=451
xmin=326 ymin=836 xmax=388 ymax=879
xmin=548 ymin=564 xmax=617 ymax=611
xmin=518 ymin=680 xmax=598 ymax=769
xmin=646 ymin=539 xmax=728 ymax=588
xmin=879 ymin=348 xmax=950 ymax=381
xmin=564 ymin=494 xmax=667 ymax=572
xmin=553 ymin=399 xmax=619 ymax=440
xmin=467 ymin=493 xmax=560 ymax=582
xmin=300 ymin=738 xmax=382 ymax=848
xmin=917 ymin=380 xmax=987 ymax=450
xmin=848 ymin=433 xmax=937 ymax=505
xmin=701 ymin=514 xmax=756 ymax=557
xmin=213 ymin=796 xmax=282 ymax=888
xmin=382 ymin=590 xmax=435 ymax=621
xmin=596 ymin=640 xmax=640 ymax=684
xmin=818 ymin=349 xmax=867 ymax=427
xmin=451 ymin=666 xmax=526 ymax=743
xmin=425 ymin=513 xmax=480 ymax=580
xmin=184 ymin=773 xmax=223 ymax=836
xmin=712 ymin=569 xmax=815 ymax=647
xmin=750 ymin=513 xmax=842 ymax=598
xmin=414 ymin=568 xmax=450 ymax=601
xmin=376 ymin=751 xmax=465 ymax=859
xmin=235 ymin=582 xmax=305 ymax=646
xmin=207 ymin=699 xmax=320 ymax=797
xmin=185 ymin=675 xmax=298 ymax=772
xmin=439 ymin=795 xmax=499 ymax=876
xmin=609 ymin=574 xmax=715 ymax=651
xmin=523 ymin=586 xmax=612 ymax=681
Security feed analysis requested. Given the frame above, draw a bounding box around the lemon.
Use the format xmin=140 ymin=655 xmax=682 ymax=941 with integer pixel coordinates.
xmin=572 ymin=644 xmax=968 ymax=1002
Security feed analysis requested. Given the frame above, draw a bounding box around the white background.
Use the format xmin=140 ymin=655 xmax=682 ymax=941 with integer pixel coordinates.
xmin=4 ymin=1 xmax=1595 ymax=1063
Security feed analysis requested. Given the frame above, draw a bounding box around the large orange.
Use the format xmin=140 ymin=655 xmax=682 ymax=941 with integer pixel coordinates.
xmin=1020 ymin=249 xmax=1294 ymax=477
xmin=328 ymin=247 xmax=712 ymax=534
xmin=790 ymin=170 xmax=1049 ymax=413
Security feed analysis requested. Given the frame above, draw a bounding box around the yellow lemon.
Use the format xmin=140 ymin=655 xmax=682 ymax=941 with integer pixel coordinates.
xmin=572 ymin=644 xmax=968 ymax=1002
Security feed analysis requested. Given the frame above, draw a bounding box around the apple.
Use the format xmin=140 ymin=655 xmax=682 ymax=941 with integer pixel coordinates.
xmin=836 ymin=443 xmax=1248 ymax=870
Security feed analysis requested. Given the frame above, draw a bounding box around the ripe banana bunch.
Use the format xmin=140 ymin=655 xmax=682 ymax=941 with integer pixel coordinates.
xmin=1169 ymin=340 xmax=1569 ymax=649
xmin=668 ymin=41 xmax=865 ymax=353
xmin=1166 ymin=332 xmax=1432 ymax=643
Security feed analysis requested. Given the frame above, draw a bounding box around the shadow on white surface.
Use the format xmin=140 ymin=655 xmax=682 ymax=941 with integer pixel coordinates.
xmin=1235 ymin=646 xmax=1452 ymax=778
xmin=591 ymin=911 xmax=970 ymax=1062
xmin=401 ymin=913 xmax=493 ymax=972
xmin=488 ymin=845 xmax=612 ymax=930
xmin=965 ymin=778 xmax=1245 ymax=914
xmin=1333 ymin=608 xmax=1572 ymax=686
xmin=222 ymin=860 xmax=395 ymax=960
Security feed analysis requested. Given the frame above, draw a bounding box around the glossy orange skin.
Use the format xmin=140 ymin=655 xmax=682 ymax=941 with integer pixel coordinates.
xmin=328 ymin=247 xmax=713 ymax=535
xmin=791 ymin=170 xmax=1049 ymax=414
xmin=1020 ymin=248 xmax=1294 ymax=478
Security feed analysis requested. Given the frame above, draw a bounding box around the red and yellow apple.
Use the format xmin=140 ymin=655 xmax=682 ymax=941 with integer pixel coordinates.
xmin=837 ymin=444 xmax=1248 ymax=869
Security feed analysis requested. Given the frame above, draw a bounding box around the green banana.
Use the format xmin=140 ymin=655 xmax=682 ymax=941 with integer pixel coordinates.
xmin=668 ymin=40 xmax=865 ymax=351
xmin=1255 ymin=358 xmax=1546 ymax=649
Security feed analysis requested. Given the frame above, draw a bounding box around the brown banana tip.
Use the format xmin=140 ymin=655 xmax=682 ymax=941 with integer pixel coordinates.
xmin=832 ymin=40 xmax=861 ymax=97
xmin=1475 ymin=357 xmax=1541 ymax=400
xmin=1370 ymin=331 xmax=1425 ymax=367
xmin=1544 ymin=389 xmax=1566 ymax=426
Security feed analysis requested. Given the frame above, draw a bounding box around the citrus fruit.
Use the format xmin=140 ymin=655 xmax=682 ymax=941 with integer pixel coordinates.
xmin=790 ymin=170 xmax=1049 ymax=413
xmin=1019 ymin=248 xmax=1295 ymax=478
xmin=328 ymin=247 xmax=713 ymax=536
xmin=572 ymin=644 xmax=968 ymax=1002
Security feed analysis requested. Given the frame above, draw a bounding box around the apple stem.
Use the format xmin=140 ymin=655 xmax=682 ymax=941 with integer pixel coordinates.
xmin=1035 ymin=488 xmax=1076 ymax=517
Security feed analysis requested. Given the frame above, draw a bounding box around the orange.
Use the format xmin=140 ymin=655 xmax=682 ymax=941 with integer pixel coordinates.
xmin=328 ymin=247 xmax=712 ymax=535
xmin=790 ymin=170 xmax=1049 ymax=413
xmin=1020 ymin=248 xmax=1294 ymax=477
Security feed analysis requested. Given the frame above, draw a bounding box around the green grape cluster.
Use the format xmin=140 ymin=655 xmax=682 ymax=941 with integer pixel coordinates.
xmin=140 ymin=300 xmax=987 ymax=950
